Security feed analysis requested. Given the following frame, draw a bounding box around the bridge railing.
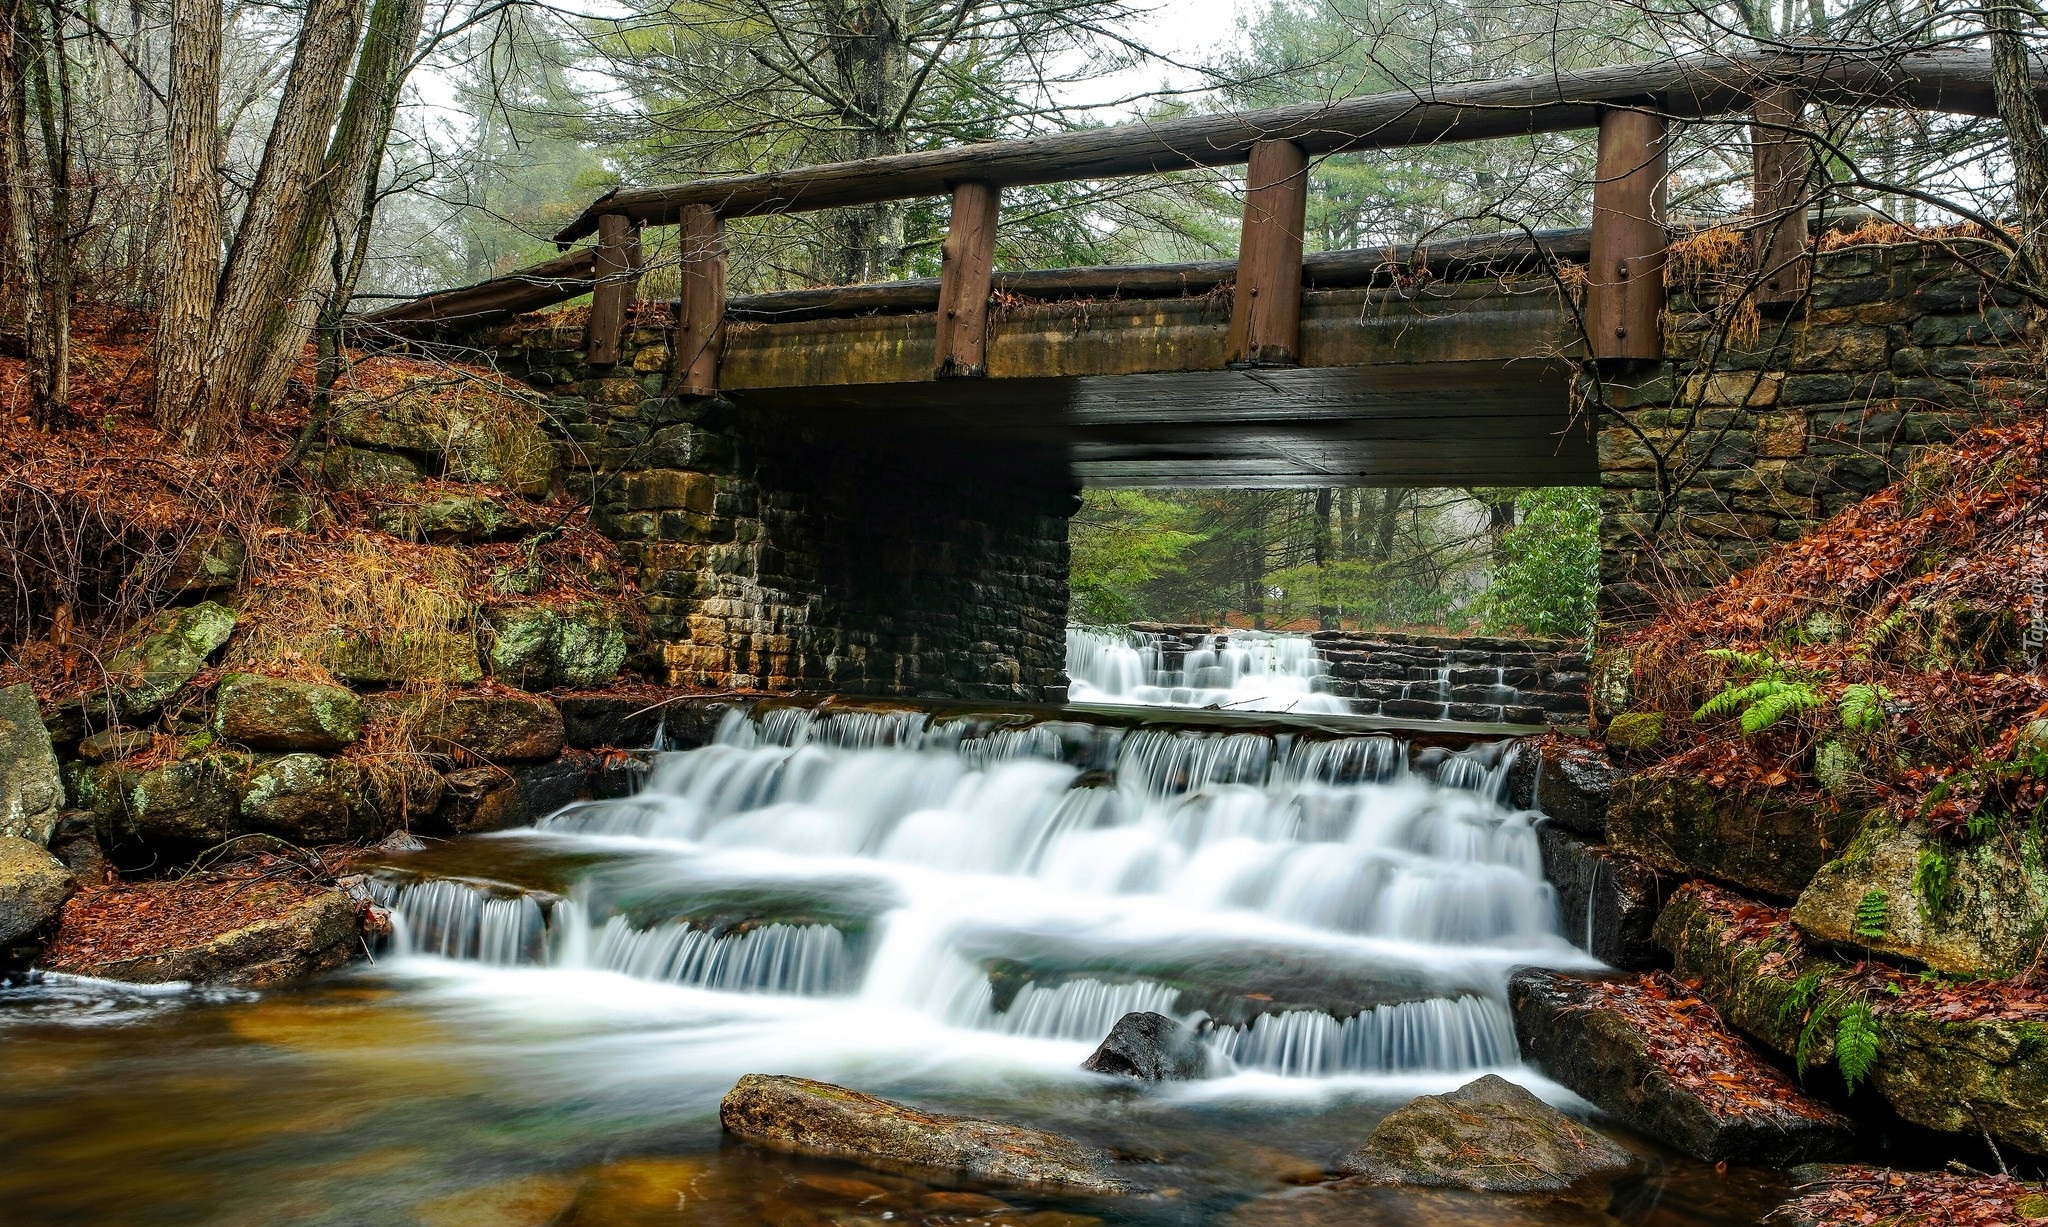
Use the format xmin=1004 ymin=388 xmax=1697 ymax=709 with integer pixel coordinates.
xmin=361 ymin=46 xmax=2039 ymax=394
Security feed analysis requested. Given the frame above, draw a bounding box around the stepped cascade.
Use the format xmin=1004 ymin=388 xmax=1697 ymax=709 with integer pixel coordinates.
xmin=367 ymin=707 xmax=1586 ymax=1087
xmin=1065 ymin=626 xmax=1351 ymax=714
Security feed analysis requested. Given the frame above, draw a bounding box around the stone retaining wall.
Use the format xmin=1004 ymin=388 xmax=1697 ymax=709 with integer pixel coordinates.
xmin=476 ymin=314 xmax=1074 ymax=701
xmin=1596 ymin=240 xmax=2038 ymax=617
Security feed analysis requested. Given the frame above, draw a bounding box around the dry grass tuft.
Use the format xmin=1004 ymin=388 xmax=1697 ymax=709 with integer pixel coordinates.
xmin=230 ymin=533 xmax=477 ymax=683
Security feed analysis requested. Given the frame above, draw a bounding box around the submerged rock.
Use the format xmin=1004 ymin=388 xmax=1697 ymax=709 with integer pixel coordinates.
xmin=214 ymin=673 xmax=365 ymax=753
xmin=1337 ymin=1074 xmax=1634 ymax=1193
xmin=1225 ymin=1179 xmax=1620 ymax=1226
xmin=0 ymin=836 xmax=73 ymax=945
xmin=0 ymin=683 xmax=63 ymax=844
xmin=1791 ymin=810 xmax=2048 ymax=977
xmin=718 ymin=1073 xmax=1143 ymax=1195
xmin=1609 ymin=772 xmax=1859 ymax=900
xmin=1508 ymin=968 xmax=1852 ymax=1164
xmin=1082 ymin=1011 xmax=1210 ymax=1080
xmin=43 ymin=880 xmax=360 ymax=987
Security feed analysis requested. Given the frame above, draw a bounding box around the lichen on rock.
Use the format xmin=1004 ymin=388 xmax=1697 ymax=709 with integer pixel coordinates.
xmin=1337 ymin=1074 xmax=1635 ymax=1193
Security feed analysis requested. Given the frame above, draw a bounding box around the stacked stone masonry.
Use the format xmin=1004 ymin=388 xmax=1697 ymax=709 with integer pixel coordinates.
xmin=475 ymin=313 xmax=1075 ymax=701
xmin=1596 ymin=240 xmax=2039 ymax=617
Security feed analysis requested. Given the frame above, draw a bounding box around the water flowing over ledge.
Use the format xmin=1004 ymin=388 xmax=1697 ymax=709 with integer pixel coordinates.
xmin=1066 ymin=626 xmax=1351 ymax=714
xmin=367 ymin=704 xmax=1584 ymax=1086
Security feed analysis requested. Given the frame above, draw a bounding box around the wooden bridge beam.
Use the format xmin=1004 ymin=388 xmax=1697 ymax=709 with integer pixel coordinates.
xmin=585 ymin=214 xmax=641 ymax=366
xmin=1587 ymin=109 xmax=1668 ymax=362
xmin=673 ymin=204 xmax=727 ymax=398
xmin=1752 ymin=86 xmax=1812 ymax=304
xmin=934 ymin=180 xmax=1001 ymax=378
xmin=1227 ymin=139 xmax=1310 ymax=368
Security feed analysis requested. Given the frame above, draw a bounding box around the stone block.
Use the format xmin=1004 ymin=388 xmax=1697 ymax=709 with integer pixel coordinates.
xmin=238 ymin=753 xmax=356 ymax=844
xmin=1683 ymin=371 xmax=1780 ymax=407
xmin=1754 ymin=412 xmax=1807 ymax=458
xmin=0 ymin=684 xmax=63 ymax=845
xmin=214 ymin=674 xmax=364 ymax=753
xmin=413 ymin=691 xmax=565 ymax=761
xmin=1791 ymin=326 xmax=1888 ymax=372
xmin=320 ymin=444 xmax=423 ymax=491
xmin=1908 ymin=309 xmax=2026 ymax=348
xmin=623 ymin=469 xmax=717 ymax=513
xmin=1609 ymin=772 xmax=1860 ymax=900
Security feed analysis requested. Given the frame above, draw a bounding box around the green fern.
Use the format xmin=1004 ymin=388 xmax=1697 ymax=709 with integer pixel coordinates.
xmin=1852 ymin=890 xmax=1889 ymax=942
xmin=1691 ymin=649 xmax=1824 ymax=735
xmin=1794 ymin=990 xmax=1841 ymax=1077
xmin=1779 ymin=969 xmax=1824 ymax=1025
xmin=1834 ymin=1003 xmax=1880 ymax=1093
xmin=1913 ymin=845 xmax=1955 ymax=916
xmin=1742 ymin=681 xmax=1823 ymax=734
xmin=1838 ymin=684 xmax=1892 ymax=735
xmin=1855 ymin=605 xmax=1913 ymax=659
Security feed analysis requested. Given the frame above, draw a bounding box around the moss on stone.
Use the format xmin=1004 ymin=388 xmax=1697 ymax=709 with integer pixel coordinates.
xmin=1604 ymin=711 xmax=1665 ymax=753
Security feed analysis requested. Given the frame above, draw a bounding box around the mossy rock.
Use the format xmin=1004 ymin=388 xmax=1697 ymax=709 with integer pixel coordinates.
xmin=0 ymin=683 xmax=63 ymax=845
xmin=214 ymin=674 xmax=364 ymax=753
xmin=320 ymin=444 xmax=423 ymax=492
xmin=319 ymin=628 xmax=482 ymax=686
xmin=100 ymin=602 xmax=237 ymax=720
xmin=1791 ymin=811 xmax=2048 ymax=977
xmin=164 ymin=536 xmax=247 ymax=594
xmin=1603 ymin=711 xmax=1665 ymax=754
xmin=554 ymin=602 xmax=628 ymax=687
xmin=92 ymin=753 xmax=251 ymax=852
xmin=1338 ymin=1074 xmax=1636 ymax=1192
xmin=408 ymin=691 xmax=565 ymax=761
xmin=373 ymin=493 xmax=529 ymax=544
xmin=1658 ymin=883 xmax=2048 ymax=1158
xmin=485 ymin=605 xmax=560 ymax=689
xmin=1609 ymin=772 xmax=1858 ymax=900
xmin=484 ymin=601 xmax=628 ymax=690
xmin=239 ymin=753 xmax=356 ymax=844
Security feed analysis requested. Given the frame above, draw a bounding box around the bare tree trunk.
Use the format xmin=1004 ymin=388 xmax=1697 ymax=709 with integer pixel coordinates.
xmin=25 ymin=0 xmax=67 ymax=418
xmin=0 ymin=0 xmax=47 ymax=427
xmin=1988 ymin=0 xmax=2048 ymax=284
xmin=246 ymin=0 xmax=427 ymax=413
xmin=821 ymin=0 xmax=910 ymax=282
xmin=151 ymin=0 xmax=222 ymax=442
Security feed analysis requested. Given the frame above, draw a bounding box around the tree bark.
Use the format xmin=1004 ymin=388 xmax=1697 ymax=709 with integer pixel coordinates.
xmin=150 ymin=0 xmax=222 ymax=442
xmin=1988 ymin=0 xmax=2048 ymax=285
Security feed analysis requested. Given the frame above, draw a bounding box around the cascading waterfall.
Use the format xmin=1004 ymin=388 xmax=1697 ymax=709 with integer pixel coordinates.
xmin=1066 ymin=626 xmax=1350 ymax=714
xmin=371 ymin=705 xmax=1589 ymax=1085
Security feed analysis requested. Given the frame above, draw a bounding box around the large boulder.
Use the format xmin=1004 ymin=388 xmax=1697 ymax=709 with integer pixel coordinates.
xmin=0 ymin=835 xmax=74 ymax=944
xmin=1337 ymin=1074 xmax=1634 ymax=1193
xmin=1609 ymin=772 xmax=1860 ymax=900
xmin=100 ymin=601 xmax=236 ymax=720
xmin=0 ymin=683 xmax=63 ymax=843
xmin=43 ymin=880 xmax=359 ymax=987
xmin=1082 ymin=1011 xmax=1210 ymax=1080
xmin=1508 ymin=968 xmax=1852 ymax=1164
xmin=239 ymin=754 xmax=356 ymax=844
xmin=414 ymin=690 xmax=565 ymax=761
xmin=1791 ymin=811 xmax=2048 ymax=977
xmin=718 ymin=1074 xmax=1142 ymax=1195
xmin=1537 ymin=823 xmax=1676 ymax=968
xmin=214 ymin=674 xmax=364 ymax=753
xmin=1658 ymin=881 xmax=2048 ymax=1158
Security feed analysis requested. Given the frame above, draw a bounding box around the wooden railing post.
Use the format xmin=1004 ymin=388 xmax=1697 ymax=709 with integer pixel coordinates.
xmin=672 ymin=204 xmax=726 ymax=398
xmin=934 ymin=180 xmax=1001 ymax=378
xmin=1226 ymin=138 xmax=1310 ymax=367
xmin=1586 ymin=108 xmax=1668 ymax=362
xmin=585 ymin=213 xmax=640 ymax=366
xmin=1752 ymin=86 xmax=1811 ymax=304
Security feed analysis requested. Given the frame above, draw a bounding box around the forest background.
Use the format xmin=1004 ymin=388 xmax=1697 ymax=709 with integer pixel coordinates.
xmin=2 ymin=0 xmax=2033 ymax=645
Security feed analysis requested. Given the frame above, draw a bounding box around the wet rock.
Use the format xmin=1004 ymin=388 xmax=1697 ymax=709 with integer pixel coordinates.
xmin=374 ymin=492 xmax=529 ymax=544
xmin=1609 ymin=772 xmax=1859 ymax=900
xmin=0 ymin=835 xmax=74 ymax=944
xmin=558 ymin=694 xmax=669 ymax=750
xmin=239 ymin=753 xmax=356 ymax=843
xmin=331 ymin=759 xmax=443 ymax=839
xmin=45 ymin=812 xmax=108 ymax=884
xmin=1658 ymin=881 xmax=2048 ymax=1158
xmin=100 ymin=601 xmax=237 ymax=720
xmin=409 ymin=1173 xmax=586 ymax=1227
xmin=214 ymin=674 xmax=365 ymax=753
xmin=1531 ymin=742 xmax=1618 ymax=838
xmin=434 ymin=759 xmax=588 ymax=834
xmin=1082 ymin=1011 xmax=1210 ymax=1080
xmin=0 ymin=682 xmax=63 ymax=844
xmin=719 ymin=1073 xmax=1143 ymax=1195
xmin=485 ymin=605 xmax=559 ymax=688
xmin=1508 ymin=968 xmax=1852 ymax=1164
xmin=1337 ymin=1073 xmax=1634 ymax=1192
xmin=1225 ymin=1179 xmax=1616 ymax=1226
xmin=1537 ymin=823 xmax=1674 ymax=969
xmin=1791 ymin=810 xmax=2048 ymax=977
xmin=44 ymin=881 xmax=360 ymax=987
xmin=414 ymin=690 xmax=565 ymax=761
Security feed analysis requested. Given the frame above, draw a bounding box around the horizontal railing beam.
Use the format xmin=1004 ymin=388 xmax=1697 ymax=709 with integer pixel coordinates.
xmin=555 ymin=48 xmax=2036 ymax=243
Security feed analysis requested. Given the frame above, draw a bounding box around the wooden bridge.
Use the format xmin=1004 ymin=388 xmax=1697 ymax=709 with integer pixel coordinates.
xmin=364 ymin=47 xmax=2037 ymax=488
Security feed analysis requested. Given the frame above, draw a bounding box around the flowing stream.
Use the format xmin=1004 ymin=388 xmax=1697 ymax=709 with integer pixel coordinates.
xmin=0 ymin=707 xmax=1789 ymax=1226
xmin=1066 ymin=627 xmax=1349 ymax=714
